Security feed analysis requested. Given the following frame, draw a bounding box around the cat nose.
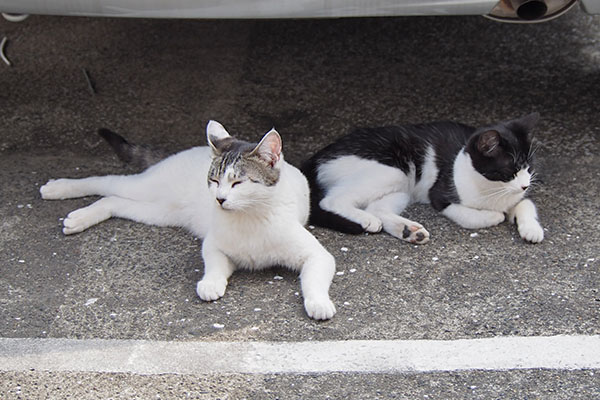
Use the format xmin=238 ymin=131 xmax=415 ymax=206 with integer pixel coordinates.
xmin=216 ymin=197 xmax=226 ymax=205
xmin=521 ymin=185 xmax=529 ymax=191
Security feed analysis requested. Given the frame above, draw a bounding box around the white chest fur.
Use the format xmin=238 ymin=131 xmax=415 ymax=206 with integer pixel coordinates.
xmin=208 ymin=161 xmax=311 ymax=270
xmin=453 ymin=151 xmax=527 ymax=213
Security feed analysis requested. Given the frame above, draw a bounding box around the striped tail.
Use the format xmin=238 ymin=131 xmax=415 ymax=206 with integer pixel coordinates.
xmin=98 ymin=128 xmax=166 ymax=169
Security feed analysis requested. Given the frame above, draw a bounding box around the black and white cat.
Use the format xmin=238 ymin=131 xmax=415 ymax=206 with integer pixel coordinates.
xmin=40 ymin=121 xmax=337 ymax=320
xmin=301 ymin=113 xmax=544 ymax=244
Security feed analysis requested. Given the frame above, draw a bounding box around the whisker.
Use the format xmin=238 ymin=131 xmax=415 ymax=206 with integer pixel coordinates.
xmin=528 ymin=140 xmax=541 ymax=161
xmin=479 ymin=185 xmax=511 ymax=195
xmin=477 ymin=187 xmax=513 ymax=201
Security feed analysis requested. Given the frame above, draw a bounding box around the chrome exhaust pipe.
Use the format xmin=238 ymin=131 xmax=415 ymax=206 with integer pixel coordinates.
xmin=486 ymin=0 xmax=579 ymax=23
xmin=511 ymin=0 xmax=548 ymax=20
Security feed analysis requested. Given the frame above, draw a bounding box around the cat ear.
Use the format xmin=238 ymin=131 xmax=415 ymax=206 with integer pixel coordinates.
xmin=512 ymin=112 xmax=540 ymax=134
xmin=206 ymin=120 xmax=231 ymax=154
xmin=477 ymin=130 xmax=501 ymax=157
xmin=250 ymin=129 xmax=282 ymax=167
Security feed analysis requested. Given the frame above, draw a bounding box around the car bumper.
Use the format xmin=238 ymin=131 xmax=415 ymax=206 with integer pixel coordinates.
xmin=0 ymin=0 xmax=596 ymax=20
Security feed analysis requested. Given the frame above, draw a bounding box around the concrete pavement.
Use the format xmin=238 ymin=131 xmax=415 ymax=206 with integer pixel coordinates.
xmin=1 ymin=5 xmax=599 ymax=399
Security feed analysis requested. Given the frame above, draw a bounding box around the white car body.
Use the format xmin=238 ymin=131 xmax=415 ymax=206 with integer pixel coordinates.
xmin=0 ymin=0 xmax=597 ymax=21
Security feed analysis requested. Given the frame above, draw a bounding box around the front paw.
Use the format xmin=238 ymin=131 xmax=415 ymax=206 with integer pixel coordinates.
xmin=304 ymin=297 xmax=336 ymax=320
xmin=196 ymin=279 xmax=227 ymax=301
xmin=461 ymin=210 xmax=505 ymax=229
xmin=518 ymin=220 xmax=544 ymax=243
xmin=483 ymin=210 xmax=505 ymax=227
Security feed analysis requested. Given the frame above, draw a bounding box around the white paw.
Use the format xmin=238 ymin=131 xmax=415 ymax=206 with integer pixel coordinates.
xmin=518 ymin=220 xmax=544 ymax=243
xmin=461 ymin=210 xmax=505 ymax=229
xmin=62 ymin=206 xmax=110 ymax=235
xmin=304 ymin=297 xmax=336 ymax=320
xmin=481 ymin=210 xmax=505 ymax=227
xmin=359 ymin=214 xmax=382 ymax=233
xmin=40 ymin=179 xmax=72 ymax=200
xmin=196 ymin=279 xmax=227 ymax=301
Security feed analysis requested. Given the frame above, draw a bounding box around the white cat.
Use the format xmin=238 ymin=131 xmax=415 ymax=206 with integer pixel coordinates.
xmin=40 ymin=121 xmax=337 ymax=320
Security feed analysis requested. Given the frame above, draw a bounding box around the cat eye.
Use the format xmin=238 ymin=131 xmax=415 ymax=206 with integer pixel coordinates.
xmin=231 ymin=181 xmax=242 ymax=188
xmin=209 ymin=178 xmax=219 ymax=186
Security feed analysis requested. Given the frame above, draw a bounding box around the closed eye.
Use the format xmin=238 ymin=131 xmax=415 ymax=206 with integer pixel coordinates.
xmin=209 ymin=178 xmax=219 ymax=186
xmin=231 ymin=181 xmax=242 ymax=188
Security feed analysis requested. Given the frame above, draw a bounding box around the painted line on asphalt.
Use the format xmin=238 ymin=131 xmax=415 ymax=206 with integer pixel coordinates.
xmin=1 ymin=335 xmax=598 ymax=375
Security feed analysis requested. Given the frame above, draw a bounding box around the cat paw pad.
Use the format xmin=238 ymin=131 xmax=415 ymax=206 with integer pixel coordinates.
xmin=40 ymin=179 xmax=70 ymax=200
xmin=518 ymin=220 xmax=544 ymax=243
xmin=304 ymin=297 xmax=336 ymax=320
xmin=196 ymin=279 xmax=227 ymax=301
xmin=401 ymin=224 xmax=430 ymax=244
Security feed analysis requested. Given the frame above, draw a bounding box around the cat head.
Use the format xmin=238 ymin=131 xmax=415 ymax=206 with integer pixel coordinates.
xmin=205 ymin=120 xmax=283 ymax=211
xmin=466 ymin=113 xmax=539 ymax=193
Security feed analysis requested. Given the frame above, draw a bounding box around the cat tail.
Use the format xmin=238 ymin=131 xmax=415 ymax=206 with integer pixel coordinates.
xmin=98 ymin=128 xmax=167 ymax=169
xmin=301 ymin=159 xmax=365 ymax=235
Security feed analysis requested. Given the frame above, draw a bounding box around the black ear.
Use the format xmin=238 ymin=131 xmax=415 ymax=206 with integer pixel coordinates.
xmin=511 ymin=112 xmax=540 ymax=134
xmin=477 ymin=130 xmax=501 ymax=157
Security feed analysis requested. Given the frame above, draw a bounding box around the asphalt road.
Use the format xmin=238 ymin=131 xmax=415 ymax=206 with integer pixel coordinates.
xmin=1 ymin=5 xmax=599 ymax=399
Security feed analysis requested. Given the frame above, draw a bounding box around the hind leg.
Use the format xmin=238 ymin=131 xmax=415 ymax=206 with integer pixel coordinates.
xmin=62 ymin=196 xmax=173 ymax=235
xmin=316 ymin=157 xmax=410 ymax=233
xmin=41 ymin=174 xmax=149 ymax=200
xmin=366 ymin=192 xmax=430 ymax=244
xmin=319 ymin=193 xmax=382 ymax=233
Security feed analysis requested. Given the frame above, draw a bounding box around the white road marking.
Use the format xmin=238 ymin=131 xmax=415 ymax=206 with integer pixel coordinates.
xmin=0 ymin=335 xmax=598 ymax=375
